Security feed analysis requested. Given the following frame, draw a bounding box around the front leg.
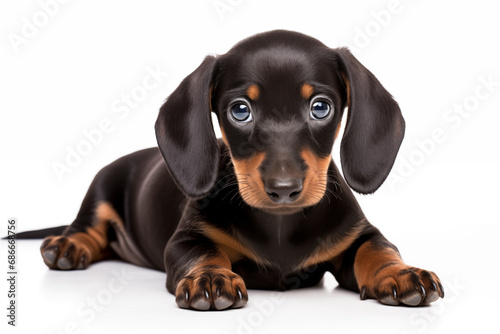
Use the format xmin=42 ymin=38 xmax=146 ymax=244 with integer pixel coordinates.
xmin=164 ymin=229 xmax=248 ymax=311
xmin=334 ymin=227 xmax=444 ymax=306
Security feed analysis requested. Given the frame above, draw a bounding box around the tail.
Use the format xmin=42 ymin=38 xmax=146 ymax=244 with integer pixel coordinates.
xmin=3 ymin=225 xmax=68 ymax=240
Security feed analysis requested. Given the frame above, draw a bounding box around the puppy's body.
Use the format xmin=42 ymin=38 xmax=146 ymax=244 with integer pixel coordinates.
xmin=39 ymin=30 xmax=444 ymax=310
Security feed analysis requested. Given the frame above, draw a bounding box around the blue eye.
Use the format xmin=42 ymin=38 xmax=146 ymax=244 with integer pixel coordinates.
xmin=230 ymin=103 xmax=252 ymax=122
xmin=310 ymin=100 xmax=331 ymax=120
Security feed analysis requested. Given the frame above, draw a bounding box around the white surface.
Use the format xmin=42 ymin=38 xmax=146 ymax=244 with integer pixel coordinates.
xmin=0 ymin=239 xmax=495 ymax=334
xmin=1 ymin=0 xmax=500 ymax=333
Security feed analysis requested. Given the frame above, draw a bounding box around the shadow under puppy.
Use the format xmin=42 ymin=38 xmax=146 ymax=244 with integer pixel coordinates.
xmin=38 ymin=30 xmax=444 ymax=310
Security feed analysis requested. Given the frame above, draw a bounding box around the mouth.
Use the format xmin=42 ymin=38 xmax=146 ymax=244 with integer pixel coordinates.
xmin=252 ymin=203 xmax=308 ymax=215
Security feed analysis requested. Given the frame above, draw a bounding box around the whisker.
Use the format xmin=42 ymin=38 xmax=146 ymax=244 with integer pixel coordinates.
xmin=229 ymin=189 xmax=243 ymax=204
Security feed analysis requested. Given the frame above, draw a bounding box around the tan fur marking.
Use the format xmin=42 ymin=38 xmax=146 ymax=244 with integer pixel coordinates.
xmin=66 ymin=232 xmax=100 ymax=260
xmin=95 ymin=201 xmax=122 ymax=224
xmin=231 ymin=152 xmax=268 ymax=208
xmin=231 ymin=150 xmax=332 ymax=211
xmin=92 ymin=202 xmax=122 ymax=247
xmin=199 ymin=223 xmax=270 ymax=267
xmin=186 ymin=247 xmax=232 ymax=276
xmin=203 ymin=248 xmax=232 ymax=268
xmin=295 ymin=223 xmax=365 ymax=270
xmin=219 ymin=246 xmax=244 ymax=264
xmin=78 ymin=201 xmax=122 ymax=261
xmin=301 ymin=83 xmax=314 ymax=99
xmin=246 ymin=84 xmax=260 ymax=101
xmin=353 ymin=240 xmax=404 ymax=288
xmin=300 ymin=149 xmax=332 ymax=207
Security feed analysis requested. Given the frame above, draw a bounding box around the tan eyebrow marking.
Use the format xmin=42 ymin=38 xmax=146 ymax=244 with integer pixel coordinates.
xmin=246 ymin=84 xmax=260 ymax=101
xmin=301 ymin=83 xmax=314 ymax=99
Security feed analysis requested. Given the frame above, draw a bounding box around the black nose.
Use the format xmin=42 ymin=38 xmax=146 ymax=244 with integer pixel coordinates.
xmin=265 ymin=178 xmax=303 ymax=204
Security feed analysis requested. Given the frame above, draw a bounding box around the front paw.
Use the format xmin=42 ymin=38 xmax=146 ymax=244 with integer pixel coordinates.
xmin=360 ymin=265 xmax=444 ymax=306
xmin=175 ymin=266 xmax=248 ymax=311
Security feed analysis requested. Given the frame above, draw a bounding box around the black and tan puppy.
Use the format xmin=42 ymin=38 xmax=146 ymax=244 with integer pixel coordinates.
xmin=38 ymin=30 xmax=443 ymax=310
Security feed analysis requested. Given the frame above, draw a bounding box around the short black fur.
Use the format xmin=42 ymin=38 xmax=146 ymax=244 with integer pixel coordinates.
xmin=34 ymin=30 xmax=443 ymax=310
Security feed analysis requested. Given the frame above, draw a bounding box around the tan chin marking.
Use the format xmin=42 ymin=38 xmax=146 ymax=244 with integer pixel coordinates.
xmin=300 ymin=149 xmax=331 ymax=207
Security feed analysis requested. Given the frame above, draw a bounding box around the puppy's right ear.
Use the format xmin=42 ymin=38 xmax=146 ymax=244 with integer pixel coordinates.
xmin=155 ymin=56 xmax=219 ymax=199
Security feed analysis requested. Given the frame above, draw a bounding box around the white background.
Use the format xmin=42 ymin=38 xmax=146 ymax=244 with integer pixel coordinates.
xmin=1 ymin=0 xmax=499 ymax=333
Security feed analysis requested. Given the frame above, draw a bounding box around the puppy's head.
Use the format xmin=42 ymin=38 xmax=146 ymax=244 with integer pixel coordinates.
xmin=156 ymin=30 xmax=404 ymax=214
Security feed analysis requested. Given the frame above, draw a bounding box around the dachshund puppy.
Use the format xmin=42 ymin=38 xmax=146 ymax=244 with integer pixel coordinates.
xmin=39 ymin=30 xmax=443 ymax=310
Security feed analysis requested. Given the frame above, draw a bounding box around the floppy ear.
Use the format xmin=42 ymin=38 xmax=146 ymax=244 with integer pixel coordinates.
xmin=334 ymin=48 xmax=405 ymax=194
xmin=155 ymin=56 xmax=219 ymax=199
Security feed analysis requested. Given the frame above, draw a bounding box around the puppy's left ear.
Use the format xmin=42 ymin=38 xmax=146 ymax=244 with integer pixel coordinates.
xmin=333 ymin=48 xmax=405 ymax=194
xmin=155 ymin=56 xmax=219 ymax=199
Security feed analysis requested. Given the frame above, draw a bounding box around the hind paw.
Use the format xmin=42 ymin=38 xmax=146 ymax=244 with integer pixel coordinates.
xmin=40 ymin=236 xmax=91 ymax=270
